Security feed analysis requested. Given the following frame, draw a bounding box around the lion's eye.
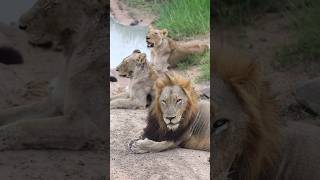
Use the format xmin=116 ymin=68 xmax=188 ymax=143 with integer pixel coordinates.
xmin=161 ymin=100 xmax=166 ymax=105
xmin=212 ymin=118 xmax=229 ymax=135
xmin=176 ymin=99 xmax=182 ymax=104
xmin=213 ymin=118 xmax=228 ymax=128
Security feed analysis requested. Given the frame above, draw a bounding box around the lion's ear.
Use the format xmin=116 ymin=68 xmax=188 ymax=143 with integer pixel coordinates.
xmin=133 ymin=49 xmax=141 ymax=53
xmin=161 ymin=29 xmax=168 ymax=37
xmin=148 ymin=25 xmax=154 ymax=30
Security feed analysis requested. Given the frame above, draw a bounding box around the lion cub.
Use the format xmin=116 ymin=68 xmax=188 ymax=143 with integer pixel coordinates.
xmin=146 ymin=25 xmax=209 ymax=71
xmin=110 ymin=50 xmax=158 ymax=109
xmin=129 ymin=72 xmax=210 ymax=153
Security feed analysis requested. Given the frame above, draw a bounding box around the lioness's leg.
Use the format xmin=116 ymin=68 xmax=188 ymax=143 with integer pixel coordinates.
xmin=129 ymin=138 xmax=177 ymax=154
xmin=0 ymin=100 xmax=59 ymax=126
xmin=110 ymin=90 xmax=147 ymax=109
xmin=110 ymin=98 xmax=145 ymax=109
xmin=0 ymin=115 xmax=103 ymax=151
xmin=179 ymin=42 xmax=209 ymax=54
xmin=110 ymin=92 xmax=129 ymax=101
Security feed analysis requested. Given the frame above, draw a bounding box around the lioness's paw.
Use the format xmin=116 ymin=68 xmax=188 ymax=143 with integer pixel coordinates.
xmin=128 ymin=138 xmax=150 ymax=154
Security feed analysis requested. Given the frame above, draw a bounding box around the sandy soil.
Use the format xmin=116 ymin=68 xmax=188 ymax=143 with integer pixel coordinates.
xmin=0 ymin=24 xmax=106 ymax=180
xmin=110 ymin=0 xmax=154 ymax=26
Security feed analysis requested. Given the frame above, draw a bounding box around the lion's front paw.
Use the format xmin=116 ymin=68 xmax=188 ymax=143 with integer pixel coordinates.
xmin=128 ymin=138 xmax=152 ymax=154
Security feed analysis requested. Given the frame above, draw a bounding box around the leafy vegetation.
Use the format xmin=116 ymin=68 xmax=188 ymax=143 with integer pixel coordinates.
xmin=123 ymin=0 xmax=210 ymax=81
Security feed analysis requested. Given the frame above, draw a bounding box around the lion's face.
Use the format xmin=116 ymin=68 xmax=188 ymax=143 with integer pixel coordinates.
xmin=18 ymin=0 xmax=102 ymax=47
xmin=115 ymin=50 xmax=146 ymax=78
xmin=159 ymin=85 xmax=189 ymax=131
xmin=211 ymin=77 xmax=248 ymax=179
xmin=146 ymin=26 xmax=168 ymax=48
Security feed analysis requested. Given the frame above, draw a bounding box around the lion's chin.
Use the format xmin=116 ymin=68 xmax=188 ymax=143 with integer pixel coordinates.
xmin=167 ymin=123 xmax=179 ymax=131
xmin=146 ymin=41 xmax=154 ymax=48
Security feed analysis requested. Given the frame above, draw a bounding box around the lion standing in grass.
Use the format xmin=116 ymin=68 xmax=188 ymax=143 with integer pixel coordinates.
xmin=146 ymin=26 xmax=209 ymax=71
xmin=129 ymin=72 xmax=210 ymax=153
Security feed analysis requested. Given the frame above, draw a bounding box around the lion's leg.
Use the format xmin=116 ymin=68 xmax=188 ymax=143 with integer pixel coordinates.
xmin=0 ymin=100 xmax=59 ymax=126
xmin=0 ymin=73 xmax=65 ymax=126
xmin=110 ymin=92 xmax=129 ymax=101
xmin=155 ymin=55 xmax=170 ymax=71
xmin=128 ymin=138 xmax=177 ymax=154
xmin=110 ymin=89 xmax=147 ymax=109
xmin=178 ymin=42 xmax=209 ymax=54
xmin=0 ymin=115 xmax=103 ymax=151
xmin=110 ymin=98 xmax=145 ymax=109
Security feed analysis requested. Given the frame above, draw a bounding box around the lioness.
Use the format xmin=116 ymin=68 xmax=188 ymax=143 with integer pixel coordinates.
xmin=211 ymin=49 xmax=320 ymax=180
xmin=129 ymin=72 xmax=209 ymax=153
xmin=0 ymin=0 xmax=107 ymax=150
xmin=111 ymin=50 xmax=158 ymax=109
xmin=146 ymin=25 xmax=209 ymax=71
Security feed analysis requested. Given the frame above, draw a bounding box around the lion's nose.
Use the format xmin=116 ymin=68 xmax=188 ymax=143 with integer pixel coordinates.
xmin=19 ymin=24 xmax=27 ymax=30
xmin=166 ymin=116 xmax=176 ymax=121
xmin=146 ymin=36 xmax=150 ymax=40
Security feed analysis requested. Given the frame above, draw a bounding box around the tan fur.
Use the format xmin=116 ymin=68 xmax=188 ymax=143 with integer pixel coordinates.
xmin=111 ymin=50 xmax=158 ymax=109
xmin=0 ymin=0 xmax=108 ymax=150
xmin=129 ymin=72 xmax=210 ymax=153
xmin=146 ymin=26 xmax=209 ymax=71
xmin=212 ymin=47 xmax=320 ymax=180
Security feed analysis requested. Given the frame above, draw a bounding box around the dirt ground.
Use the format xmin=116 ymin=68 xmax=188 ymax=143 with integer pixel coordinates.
xmin=0 ymin=23 xmax=106 ymax=180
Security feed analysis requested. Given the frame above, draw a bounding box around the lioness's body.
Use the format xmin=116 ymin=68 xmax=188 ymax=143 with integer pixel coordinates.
xmin=129 ymin=73 xmax=210 ymax=153
xmin=111 ymin=51 xmax=158 ymax=109
xmin=147 ymin=26 xmax=209 ymax=71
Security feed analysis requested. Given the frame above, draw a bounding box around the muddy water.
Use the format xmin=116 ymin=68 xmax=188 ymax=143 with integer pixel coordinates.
xmin=0 ymin=0 xmax=37 ymax=24
xmin=110 ymin=17 xmax=151 ymax=69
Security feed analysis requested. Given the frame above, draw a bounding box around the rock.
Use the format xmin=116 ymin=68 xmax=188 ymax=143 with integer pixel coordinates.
xmin=130 ymin=20 xmax=139 ymax=26
xmin=0 ymin=32 xmax=24 ymax=65
xmin=0 ymin=46 xmax=24 ymax=65
xmin=294 ymin=77 xmax=320 ymax=116
xmin=110 ymin=76 xmax=117 ymax=82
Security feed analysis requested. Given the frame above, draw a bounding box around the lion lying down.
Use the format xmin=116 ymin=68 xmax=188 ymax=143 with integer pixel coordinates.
xmin=146 ymin=25 xmax=209 ymax=71
xmin=129 ymin=72 xmax=210 ymax=153
xmin=111 ymin=50 xmax=158 ymax=109
xmin=211 ymin=49 xmax=320 ymax=180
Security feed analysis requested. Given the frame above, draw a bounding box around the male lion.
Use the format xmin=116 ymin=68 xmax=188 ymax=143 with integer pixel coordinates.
xmin=0 ymin=0 xmax=107 ymax=150
xmin=129 ymin=73 xmax=210 ymax=153
xmin=211 ymin=49 xmax=320 ymax=180
xmin=111 ymin=50 xmax=158 ymax=109
xmin=146 ymin=25 xmax=209 ymax=71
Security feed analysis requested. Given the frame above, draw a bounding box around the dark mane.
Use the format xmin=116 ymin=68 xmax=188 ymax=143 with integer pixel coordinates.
xmin=143 ymin=72 xmax=198 ymax=142
xmin=214 ymin=48 xmax=280 ymax=180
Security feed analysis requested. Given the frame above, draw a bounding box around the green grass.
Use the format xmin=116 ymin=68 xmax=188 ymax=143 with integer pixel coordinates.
xmin=275 ymin=0 xmax=320 ymax=68
xmin=154 ymin=0 xmax=210 ymax=81
xmin=123 ymin=0 xmax=162 ymax=14
xmin=154 ymin=0 xmax=210 ymax=39
xmin=123 ymin=0 xmax=210 ymax=81
xmin=177 ymin=50 xmax=210 ymax=82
